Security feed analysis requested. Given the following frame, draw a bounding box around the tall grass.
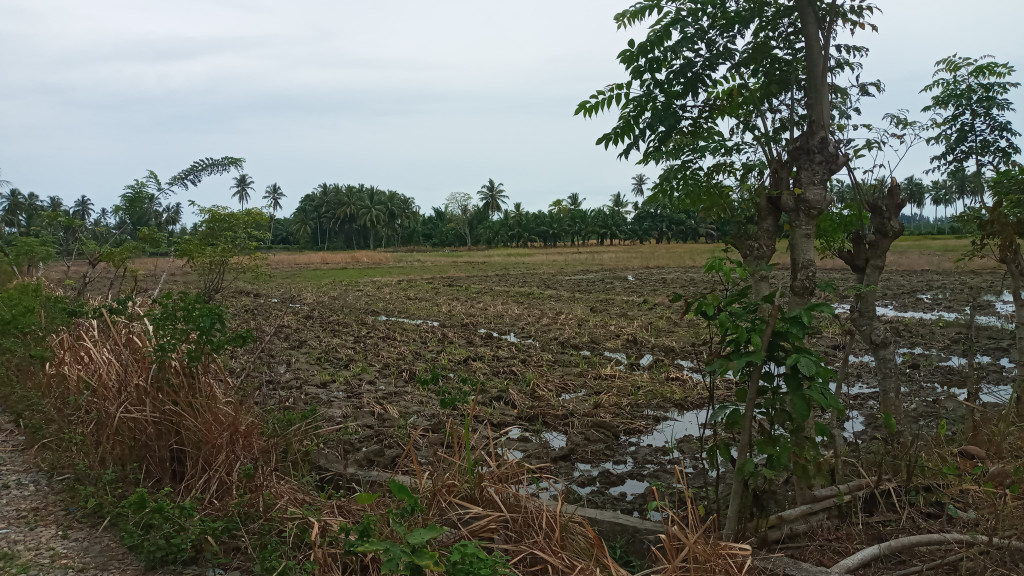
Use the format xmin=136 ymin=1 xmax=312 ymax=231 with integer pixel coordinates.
xmin=46 ymin=309 xmax=274 ymax=504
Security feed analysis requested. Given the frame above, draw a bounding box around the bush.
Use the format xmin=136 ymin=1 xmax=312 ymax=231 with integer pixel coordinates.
xmin=118 ymin=488 xmax=236 ymax=568
xmin=177 ymin=205 xmax=270 ymax=301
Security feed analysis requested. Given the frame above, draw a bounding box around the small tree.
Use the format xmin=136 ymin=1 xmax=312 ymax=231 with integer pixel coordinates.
xmin=818 ymin=111 xmax=926 ymax=425
xmin=922 ymin=54 xmax=1022 ymax=197
xmin=177 ymin=205 xmax=269 ymax=301
xmin=922 ymin=55 xmax=1023 ymax=414
xmin=1 ymin=236 xmax=56 ymax=279
xmin=444 ymin=192 xmax=475 ymax=247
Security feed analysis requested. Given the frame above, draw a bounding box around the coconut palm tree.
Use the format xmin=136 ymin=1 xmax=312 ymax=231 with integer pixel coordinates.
xmin=1 ymin=188 xmax=27 ymax=230
xmin=332 ymin=185 xmax=361 ymax=249
xmin=72 ymin=194 xmax=95 ymax=222
xmin=359 ymin=186 xmax=389 ymax=250
xmin=291 ymin=204 xmax=317 ymax=244
xmin=231 ymin=173 xmax=255 ymax=208
xmin=609 ymin=191 xmax=631 ymax=214
xmin=162 ymin=202 xmax=184 ymax=230
xmin=477 ymin=178 xmax=509 ymax=218
xmin=94 ymin=207 xmax=111 ymax=227
xmin=263 ymin=183 xmax=286 ymax=214
xmin=263 ymin=183 xmax=286 ymax=240
xmin=45 ymin=196 xmax=65 ymax=214
xmin=631 ymin=174 xmax=650 ymax=199
xmin=566 ymin=193 xmax=584 ymax=210
xmin=902 ymin=176 xmax=927 ymax=233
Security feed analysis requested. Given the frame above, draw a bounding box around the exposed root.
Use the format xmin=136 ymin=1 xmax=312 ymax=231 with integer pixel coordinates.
xmin=831 ymin=533 xmax=1024 ymax=574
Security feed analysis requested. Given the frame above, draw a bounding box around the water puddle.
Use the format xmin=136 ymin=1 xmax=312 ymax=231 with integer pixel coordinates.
xmin=603 ymin=352 xmax=628 ymax=364
xmin=834 ymin=304 xmax=1011 ymax=329
xmin=675 ymin=360 xmax=707 ymax=382
xmin=478 ymin=329 xmax=537 ymax=345
xmin=939 ymin=355 xmax=993 ymax=368
xmin=849 ymin=354 xmax=875 ymax=366
xmin=609 ymin=478 xmax=650 ymax=499
xmin=983 ymin=292 xmax=1017 ymax=316
xmin=844 ymin=410 xmax=865 ymax=439
xmin=543 ymin=431 xmax=568 ymax=450
xmin=377 ymin=316 xmax=439 ymax=327
xmin=637 ymin=408 xmax=712 ymax=447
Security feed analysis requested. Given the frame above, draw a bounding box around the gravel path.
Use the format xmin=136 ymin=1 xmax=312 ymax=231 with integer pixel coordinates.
xmin=0 ymin=411 xmax=194 ymax=576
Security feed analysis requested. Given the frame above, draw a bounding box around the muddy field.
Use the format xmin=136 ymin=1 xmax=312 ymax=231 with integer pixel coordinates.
xmin=191 ymin=251 xmax=1018 ymax=525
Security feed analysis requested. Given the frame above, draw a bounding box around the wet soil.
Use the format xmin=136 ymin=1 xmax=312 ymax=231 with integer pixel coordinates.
xmin=217 ymin=266 xmax=1019 ymax=521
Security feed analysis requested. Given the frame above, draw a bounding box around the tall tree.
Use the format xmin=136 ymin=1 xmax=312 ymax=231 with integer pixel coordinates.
xmin=263 ymin=182 xmax=286 ymax=215
xmin=902 ymin=176 xmax=928 ymax=233
xmin=263 ymin=183 xmax=286 ymax=242
xmin=922 ymin=54 xmax=1022 ymax=200
xmin=924 ymin=55 xmax=1024 ymax=415
xmin=72 ymin=194 xmax=94 ymax=222
xmin=630 ymin=174 xmax=650 ymax=199
xmin=45 ymin=196 xmax=65 ymax=214
xmin=444 ymin=191 xmax=475 ymax=247
xmin=231 ymin=173 xmax=256 ymax=208
xmin=477 ymin=178 xmax=509 ymax=218
xmin=358 ymin=186 xmax=388 ymax=250
xmin=577 ymin=0 xmax=879 ymax=537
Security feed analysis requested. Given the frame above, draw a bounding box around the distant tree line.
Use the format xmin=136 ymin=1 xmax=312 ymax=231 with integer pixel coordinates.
xmin=0 ymin=164 xmax=991 ymax=274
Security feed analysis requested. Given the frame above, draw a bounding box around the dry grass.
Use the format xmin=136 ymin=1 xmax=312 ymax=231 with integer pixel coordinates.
xmin=393 ymin=417 xmax=633 ymax=576
xmin=38 ymin=303 xmax=654 ymax=574
xmin=268 ymin=251 xmax=395 ymax=268
xmin=644 ymin=468 xmax=752 ymax=576
xmin=46 ymin=307 xmax=276 ymax=504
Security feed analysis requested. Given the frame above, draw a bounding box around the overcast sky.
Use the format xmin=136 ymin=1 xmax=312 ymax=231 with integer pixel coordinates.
xmin=2 ymin=1 xmax=1022 ymax=218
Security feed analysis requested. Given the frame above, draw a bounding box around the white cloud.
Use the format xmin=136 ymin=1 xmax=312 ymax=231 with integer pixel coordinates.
xmin=1 ymin=0 xmax=1021 ymax=216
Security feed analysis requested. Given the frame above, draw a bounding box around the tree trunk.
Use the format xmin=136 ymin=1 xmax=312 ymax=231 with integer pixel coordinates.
xmin=787 ymin=207 xmax=825 ymax=309
xmin=1004 ymin=243 xmax=1024 ymax=417
xmin=788 ymin=0 xmax=847 ymax=309
xmin=838 ymin=178 xmax=908 ymax=424
xmin=734 ymin=191 xmax=781 ymax=300
xmin=724 ymin=299 xmax=781 ymax=541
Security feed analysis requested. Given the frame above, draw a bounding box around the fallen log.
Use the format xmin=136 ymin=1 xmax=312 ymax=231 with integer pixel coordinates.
xmin=809 ymin=478 xmax=876 ymax=502
xmin=756 ymin=485 xmax=883 ymax=531
xmin=831 ymin=533 xmax=1024 ymax=574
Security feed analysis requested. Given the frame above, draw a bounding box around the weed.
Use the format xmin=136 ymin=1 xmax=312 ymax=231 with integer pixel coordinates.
xmin=0 ymin=549 xmax=33 ymax=575
xmin=118 ymin=488 xmax=236 ymax=568
xmin=416 ymin=368 xmax=477 ymax=409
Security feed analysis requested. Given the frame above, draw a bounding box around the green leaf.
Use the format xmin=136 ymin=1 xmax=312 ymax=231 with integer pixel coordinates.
xmin=388 ymin=479 xmax=414 ymax=503
xmin=882 ymin=413 xmax=898 ymax=434
xmin=797 ymin=356 xmax=819 ymax=377
xmin=790 ymin=392 xmax=811 ymax=423
xmin=410 ymin=549 xmax=444 ymax=571
xmin=737 ymin=457 xmax=755 ymax=479
xmin=355 ymin=492 xmax=379 ymax=505
xmin=406 ymin=524 xmax=447 ymax=546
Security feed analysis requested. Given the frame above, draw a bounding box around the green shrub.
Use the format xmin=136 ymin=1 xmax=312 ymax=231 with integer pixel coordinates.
xmin=118 ymin=488 xmax=236 ymax=568
xmin=145 ymin=291 xmax=254 ymax=366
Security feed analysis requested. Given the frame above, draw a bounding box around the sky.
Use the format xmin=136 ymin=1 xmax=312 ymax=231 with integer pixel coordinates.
xmin=2 ymin=0 xmax=1022 ymax=219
